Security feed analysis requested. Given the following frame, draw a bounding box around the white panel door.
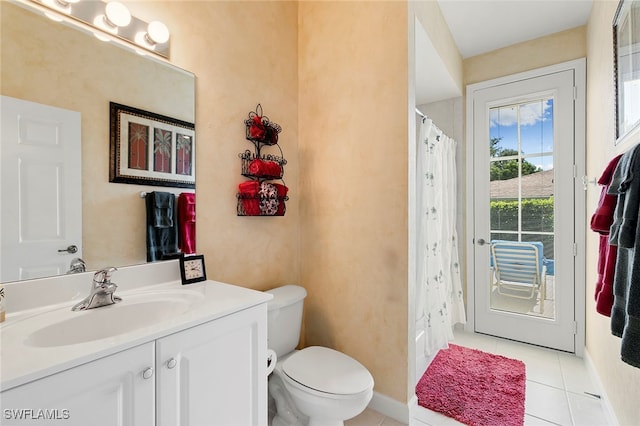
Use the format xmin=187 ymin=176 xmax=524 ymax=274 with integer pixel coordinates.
xmin=472 ymin=69 xmax=578 ymax=352
xmin=1 ymin=96 xmax=82 ymax=282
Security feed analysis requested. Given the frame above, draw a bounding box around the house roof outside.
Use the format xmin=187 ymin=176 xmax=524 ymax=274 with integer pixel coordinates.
xmin=490 ymin=169 xmax=554 ymax=199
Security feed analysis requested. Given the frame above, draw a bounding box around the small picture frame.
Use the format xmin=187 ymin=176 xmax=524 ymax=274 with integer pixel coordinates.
xmin=179 ymin=254 xmax=207 ymax=285
xmin=109 ymin=102 xmax=196 ymax=188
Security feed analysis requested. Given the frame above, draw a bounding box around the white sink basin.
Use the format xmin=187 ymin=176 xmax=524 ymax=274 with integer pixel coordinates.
xmin=24 ymin=291 xmax=204 ymax=348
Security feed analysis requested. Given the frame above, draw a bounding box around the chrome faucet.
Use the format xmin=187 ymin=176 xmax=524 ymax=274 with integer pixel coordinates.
xmin=72 ymin=267 xmax=122 ymax=311
xmin=66 ymin=258 xmax=87 ymax=274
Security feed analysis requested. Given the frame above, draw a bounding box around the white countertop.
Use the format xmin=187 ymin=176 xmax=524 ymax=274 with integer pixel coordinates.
xmin=0 ymin=277 xmax=272 ymax=391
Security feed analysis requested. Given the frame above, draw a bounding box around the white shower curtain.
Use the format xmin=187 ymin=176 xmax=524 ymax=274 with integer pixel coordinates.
xmin=416 ymin=117 xmax=466 ymax=357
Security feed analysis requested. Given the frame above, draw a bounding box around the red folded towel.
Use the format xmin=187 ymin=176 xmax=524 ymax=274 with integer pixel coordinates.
xmin=273 ymin=183 xmax=288 ymax=197
xmin=249 ymin=116 xmax=265 ymax=140
xmin=238 ymin=181 xmax=260 ymax=215
xmin=238 ymin=181 xmax=259 ymax=196
xmin=249 ymin=159 xmax=264 ymax=176
xmin=248 ymin=159 xmax=282 ymax=178
xmin=267 ymin=161 xmax=282 ymax=177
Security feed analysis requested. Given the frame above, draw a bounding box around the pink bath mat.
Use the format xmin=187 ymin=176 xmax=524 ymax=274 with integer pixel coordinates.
xmin=416 ymin=344 xmax=526 ymax=426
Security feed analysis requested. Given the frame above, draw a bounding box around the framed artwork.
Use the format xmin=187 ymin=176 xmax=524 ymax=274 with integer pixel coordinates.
xmin=614 ymin=0 xmax=640 ymax=145
xmin=110 ymin=102 xmax=196 ymax=188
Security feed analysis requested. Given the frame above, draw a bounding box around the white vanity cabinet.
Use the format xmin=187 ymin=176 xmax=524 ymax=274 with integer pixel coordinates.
xmin=1 ymin=342 xmax=156 ymax=426
xmin=1 ymin=304 xmax=268 ymax=426
xmin=156 ymin=303 xmax=268 ymax=426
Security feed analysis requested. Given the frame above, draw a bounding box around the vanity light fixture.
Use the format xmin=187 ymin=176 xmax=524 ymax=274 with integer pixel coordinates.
xmin=26 ymin=0 xmax=171 ymax=59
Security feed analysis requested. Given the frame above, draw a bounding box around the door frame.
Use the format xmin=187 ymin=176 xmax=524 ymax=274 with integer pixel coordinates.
xmin=464 ymin=59 xmax=586 ymax=356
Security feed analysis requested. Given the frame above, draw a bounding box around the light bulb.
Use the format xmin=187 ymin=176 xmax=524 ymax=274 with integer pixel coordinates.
xmin=104 ymin=2 xmax=131 ymax=28
xmin=147 ymin=21 xmax=170 ymax=44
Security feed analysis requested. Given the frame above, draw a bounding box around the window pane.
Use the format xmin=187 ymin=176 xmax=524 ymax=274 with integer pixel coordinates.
xmin=520 ymin=163 xmax=554 ymax=234
xmin=490 ymin=105 xmax=518 ymax=156
xmin=519 ymin=98 xmax=554 ymax=155
xmin=490 ymin=232 xmax=517 ymax=242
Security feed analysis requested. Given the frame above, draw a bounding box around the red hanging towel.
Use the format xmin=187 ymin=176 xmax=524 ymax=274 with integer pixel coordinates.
xmin=178 ymin=193 xmax=196 ymax=254
xmin=590 ymin=155 xmax=623 ymax=316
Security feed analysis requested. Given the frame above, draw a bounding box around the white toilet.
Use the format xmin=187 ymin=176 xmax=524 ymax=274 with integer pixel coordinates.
xmin=266 ymin=285 xmax=374 ymax=426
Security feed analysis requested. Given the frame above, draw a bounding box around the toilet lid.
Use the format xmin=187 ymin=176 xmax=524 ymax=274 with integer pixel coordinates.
xmin=282 ymin=346 xmax=374 ymax=395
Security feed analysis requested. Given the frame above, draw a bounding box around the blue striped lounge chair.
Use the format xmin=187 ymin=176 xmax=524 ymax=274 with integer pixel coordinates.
xmin=490 ymin=240 xmax=547 ymax=312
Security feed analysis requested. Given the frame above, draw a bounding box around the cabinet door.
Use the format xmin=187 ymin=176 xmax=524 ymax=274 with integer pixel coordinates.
xmin=0 ymin=342 xmax=155 ymax=426
xmin=156 ymin=304 xmax=268 ymax=426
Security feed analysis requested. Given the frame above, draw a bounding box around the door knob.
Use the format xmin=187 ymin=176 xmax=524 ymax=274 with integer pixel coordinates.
xmin=476 ymin=238 xmax=487 ymax=246
xmin=58 ymin=245 xmax=78 ymax=254
xmin=166 ymin=358 xmax=177 ymax=369
xmin=142 ymin=367 xmax=154 ymax=379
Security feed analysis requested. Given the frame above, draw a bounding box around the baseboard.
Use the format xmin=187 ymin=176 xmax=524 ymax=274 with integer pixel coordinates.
xmin=368 ymin=391 xmax=411 ymax=424
xmin=584 ymin=349 xmax=620 ymax=426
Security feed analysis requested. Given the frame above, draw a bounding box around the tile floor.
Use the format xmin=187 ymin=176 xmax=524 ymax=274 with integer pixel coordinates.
xmin=347 ymin=330 xmax=613 ymax=426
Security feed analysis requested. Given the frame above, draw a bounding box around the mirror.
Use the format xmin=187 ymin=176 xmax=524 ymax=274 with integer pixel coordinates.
xmin=1 ymin=1 xmax=196 ymax=283
xmin=614 ymin=0 xmax=640 ymax=145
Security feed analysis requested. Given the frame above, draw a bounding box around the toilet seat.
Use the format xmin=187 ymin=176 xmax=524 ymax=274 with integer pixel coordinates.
xmin=282 ymin=346 xmax=374 ymax=395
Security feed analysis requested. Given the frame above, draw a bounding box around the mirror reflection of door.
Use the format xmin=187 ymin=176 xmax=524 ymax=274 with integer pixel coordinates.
xmin=1 ymin=96 xmax=82 ymax=282
xmin=470 ymin=64 xmax=584 ymax=353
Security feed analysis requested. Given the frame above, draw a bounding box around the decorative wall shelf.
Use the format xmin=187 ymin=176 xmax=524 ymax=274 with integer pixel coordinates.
xmin=236 ymin=104 xmax=289 ymax=216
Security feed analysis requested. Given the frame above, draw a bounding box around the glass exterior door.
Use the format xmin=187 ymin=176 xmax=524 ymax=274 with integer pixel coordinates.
xmin=472 ymin=69 xmax=576 ymax=352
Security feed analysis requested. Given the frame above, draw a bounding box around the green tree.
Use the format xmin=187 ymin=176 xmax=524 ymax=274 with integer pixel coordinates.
xmin=490 ymin=137 xmax=541 ymax=181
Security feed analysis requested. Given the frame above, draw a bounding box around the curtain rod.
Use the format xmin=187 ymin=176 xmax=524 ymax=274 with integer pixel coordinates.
xmin=416 ymin=109 xmax=451 ymax=141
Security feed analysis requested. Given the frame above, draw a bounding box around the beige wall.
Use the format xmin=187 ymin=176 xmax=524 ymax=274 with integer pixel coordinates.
xmin=464 ymin=26 xmax=587 ymax=86
xmin=298 ymin=1 xmax=409 ymax=402
xmin=586 ymin=2 xmax=640 ymax=424
xmin=150 ymin=1 xmax=301 ymax=290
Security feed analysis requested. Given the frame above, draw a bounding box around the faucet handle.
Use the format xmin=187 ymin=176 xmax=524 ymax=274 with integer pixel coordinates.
xmin=93 ymin=267 xmax=118 ymax=285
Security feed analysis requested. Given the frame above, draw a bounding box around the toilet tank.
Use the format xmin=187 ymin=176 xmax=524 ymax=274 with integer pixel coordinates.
xmin=266 ymin=285 xmax=307 ymax=357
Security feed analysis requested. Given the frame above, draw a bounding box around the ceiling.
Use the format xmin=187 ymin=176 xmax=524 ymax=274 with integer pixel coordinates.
xmin=416 ymin=0 xmax=594 ymax=105
xmin=438 ymin=0 xmax=594 ymax=59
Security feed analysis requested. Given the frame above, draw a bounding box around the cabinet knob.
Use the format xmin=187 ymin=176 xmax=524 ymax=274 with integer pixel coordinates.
xmin=142 ymin=367 xmax=154 ymax=379
xmin=166 ymin=358 xmax=177 ymax=369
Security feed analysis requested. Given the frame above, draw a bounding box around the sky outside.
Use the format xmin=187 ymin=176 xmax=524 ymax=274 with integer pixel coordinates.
xmin=489 ymin=98 xmax=554 ymax=171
